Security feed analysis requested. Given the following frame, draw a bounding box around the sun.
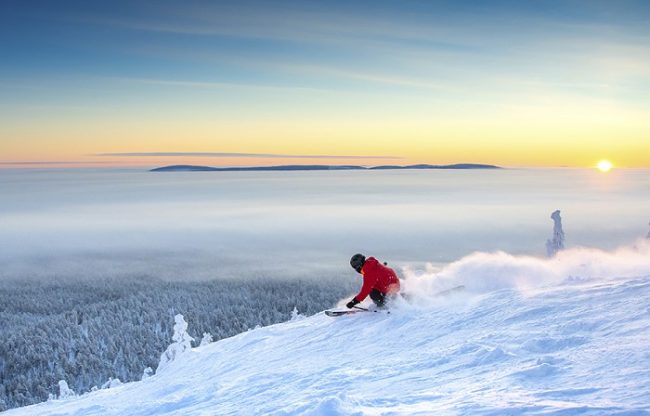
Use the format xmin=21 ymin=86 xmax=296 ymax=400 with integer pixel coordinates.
xmin=597 ymin=160 xmax=613 ymax=173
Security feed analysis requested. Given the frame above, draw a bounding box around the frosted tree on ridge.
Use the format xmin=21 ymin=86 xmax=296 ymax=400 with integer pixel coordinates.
xmin=142 ymin=367 xmax=154 ymax=380
xmin=199 ymin=332 xmax=213 ymax=347
xmin=290 ymin=307 xmax=304 ymax=321
xmin=646 ymin=222 xmax=650 ymax=239
xmin=57 ymin=380 xmax=75 ymax=399
xmin=546 ymin=210 xmax=565 ymax=257
xmin=157 ymin=314 xmax=195 ymax=373
xmin=101 ymin=378 xmax=122 ymax=389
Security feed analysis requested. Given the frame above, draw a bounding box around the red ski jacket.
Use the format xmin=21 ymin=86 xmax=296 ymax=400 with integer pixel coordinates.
xmin=355 ymin=257 xmax=401 ymax=301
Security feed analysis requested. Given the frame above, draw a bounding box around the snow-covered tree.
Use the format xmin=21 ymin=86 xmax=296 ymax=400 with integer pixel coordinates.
xmin=290 ymin=307 xmax=304 ymax=321
xmin=57 ymin=380 xmax=75 ymax=399
xmin=157 ymin=314 xmax=195 ymax=373
xmin=646 ymin=222 xmax=650 ymax=239
xmin=546 ymin=210 xmax=565 ymax=257
xmin=199 ymin=333 xmax=213 ymax=347
xmin=141 ymin=367 xmax=154 ymax=380
xmin=101 ymin=377 xmax=122 ymax=389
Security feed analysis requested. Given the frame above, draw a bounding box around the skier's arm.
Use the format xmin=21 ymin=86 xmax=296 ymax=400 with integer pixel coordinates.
xmin=355 ymin=273 xmax=377 ymax=302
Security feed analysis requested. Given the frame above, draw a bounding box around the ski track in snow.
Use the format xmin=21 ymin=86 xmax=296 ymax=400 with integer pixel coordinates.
xmin=5 ymin=276 xmax=650 ymax=415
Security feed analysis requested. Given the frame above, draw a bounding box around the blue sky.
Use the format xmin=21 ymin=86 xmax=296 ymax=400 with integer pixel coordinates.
xmin=4 ymin=0 xmax=647 ymax=83
xmin=1 ymin=0 xmax=649 ymax=167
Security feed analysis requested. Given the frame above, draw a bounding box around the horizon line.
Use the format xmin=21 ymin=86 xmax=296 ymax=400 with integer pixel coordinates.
xmin=2 ymin=163 xmax=646 ymax=170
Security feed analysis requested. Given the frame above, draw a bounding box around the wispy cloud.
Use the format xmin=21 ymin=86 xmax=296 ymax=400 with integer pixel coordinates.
xmin=111 ymin=77 xmax=330 ymax=93
xmin=283 ymin=65 xmax=450 ymax=91
xmin=0 ymin=161 xmax=115 ymax=165
xmin=113 ymin=73 xmax=447 ymax=94
xmin=95 ymin=152 xmax=402 ymax=160
xmin=71 ymin=5 xmax=447 ymax=46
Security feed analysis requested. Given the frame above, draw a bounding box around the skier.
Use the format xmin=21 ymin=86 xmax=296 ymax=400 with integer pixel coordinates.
xmin=346 ymin=253 xmax=400 ymax=309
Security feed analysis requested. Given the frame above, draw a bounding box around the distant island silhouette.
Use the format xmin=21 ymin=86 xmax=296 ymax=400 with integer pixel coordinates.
xmin=151 ymin=163 xmax=501 ymax=172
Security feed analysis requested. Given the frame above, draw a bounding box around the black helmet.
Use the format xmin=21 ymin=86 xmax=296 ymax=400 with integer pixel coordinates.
xmin=350 ymin=253 xmax=366 ymax=273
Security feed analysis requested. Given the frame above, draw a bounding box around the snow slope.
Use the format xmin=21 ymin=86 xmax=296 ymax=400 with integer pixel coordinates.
xmin=6 ymin=243 xmax=650 ymax=415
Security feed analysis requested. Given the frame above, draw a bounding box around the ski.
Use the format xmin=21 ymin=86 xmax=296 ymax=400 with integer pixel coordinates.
xmin=325 ymin=310 xmax=363 ymax=317
xmin=325 ymin=309 xmax=391 ymax=317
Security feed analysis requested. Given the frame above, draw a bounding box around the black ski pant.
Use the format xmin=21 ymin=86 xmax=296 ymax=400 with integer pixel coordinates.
xmin=369 ymin=289 xmax=387 ymax=307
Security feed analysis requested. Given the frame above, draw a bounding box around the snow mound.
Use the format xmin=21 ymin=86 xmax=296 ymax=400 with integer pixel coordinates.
xmin=6 ymin=245 xmax=650 ymax=415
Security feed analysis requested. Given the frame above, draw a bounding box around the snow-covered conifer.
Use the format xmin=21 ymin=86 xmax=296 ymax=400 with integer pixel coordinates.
xmin=157 ymin=314 xmax=195 ymax=373
xmin=57 ymin=380 xmax=75 ymax=399
xmin=199 ymin=333 xmax=213 ymax=347
xmin=546 ymin=210 xmax=565 ymax=257
xmin=141 ymin=367 xmax=154 ymax=380
xmin=101 ymin=377 xmax=122 ymax=389
xmin=290 ymin=307 xmax=304 ymax=321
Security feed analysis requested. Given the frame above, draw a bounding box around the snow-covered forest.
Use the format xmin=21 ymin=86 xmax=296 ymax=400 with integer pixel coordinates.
xmin=5 ymin=243 xmax=650 ymax=415
xmin=0 ymin=276 xmax=355 ymax=411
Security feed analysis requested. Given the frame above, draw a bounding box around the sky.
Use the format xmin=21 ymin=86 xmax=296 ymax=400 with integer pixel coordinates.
xmin=1 ymin=0 xmax=649 ymax=168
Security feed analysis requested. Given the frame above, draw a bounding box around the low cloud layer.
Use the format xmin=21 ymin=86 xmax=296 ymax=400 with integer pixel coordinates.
xmin=2 ymin=168 xmax=648 ymax=285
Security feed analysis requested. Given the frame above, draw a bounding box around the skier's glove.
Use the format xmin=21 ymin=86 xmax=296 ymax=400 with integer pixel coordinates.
xmin=346 ymin=298 xmax=360 ymax=309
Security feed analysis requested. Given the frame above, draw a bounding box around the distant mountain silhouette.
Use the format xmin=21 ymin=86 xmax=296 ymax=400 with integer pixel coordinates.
xmin=151 ymin=163 xmax=501 ymax=172
xmin=370 ymin=163 xmax=500 ymax=170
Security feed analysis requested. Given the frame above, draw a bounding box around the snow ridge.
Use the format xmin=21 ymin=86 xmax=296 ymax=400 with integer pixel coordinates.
xmin=7 ymin=243 xmax=650 ymax=415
